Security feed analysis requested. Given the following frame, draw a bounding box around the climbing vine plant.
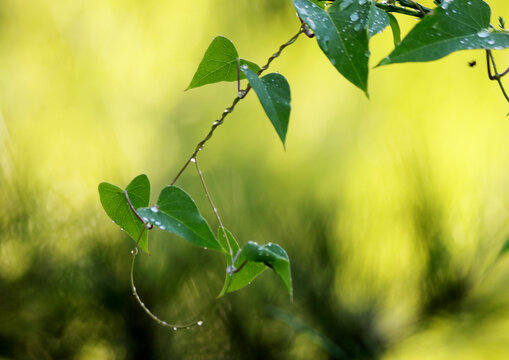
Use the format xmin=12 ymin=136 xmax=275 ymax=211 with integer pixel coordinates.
xmin=98 ymin=0 xmax=509 ymax=329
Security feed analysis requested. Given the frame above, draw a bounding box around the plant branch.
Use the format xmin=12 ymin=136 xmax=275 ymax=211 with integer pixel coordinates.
xmin=130 ymin=246 xmax=204 ymax=330
xmin=375 ymin=3 xmax=426 ymax=18
xmin=396 ymin=0 xmax=431 ymax=14
xmin=170 ymin=27 xmax=304 ymax=186
xmin=124 ymin=190 xmax=153 ymax=229
xmin=486 ymin=50 xmax=509 ymax=102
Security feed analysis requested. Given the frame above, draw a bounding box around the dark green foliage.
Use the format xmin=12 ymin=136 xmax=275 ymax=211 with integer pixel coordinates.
xmin=379 ymin=0 xmax=509 ymax=66
xmin=241 ymin=68 xmax=291 ymax=147
xmin=98 ymin=175 xmax=150 ymax=253
xmin=218 ymin=228 xmax=266 ymax=297
xmin=138 ymin=186 xmax=224 ymax=252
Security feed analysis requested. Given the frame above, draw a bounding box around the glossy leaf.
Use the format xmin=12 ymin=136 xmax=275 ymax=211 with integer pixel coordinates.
xmin=241 ymin=67 xmax=291 ymax=147
xmin=217 ymin=229 xmax=266 ymax=297
xmin=98 ymin=174 xmax=150 ymax=253
xmin=187 ymin=36 xmax=260 ymax=90
xmin=387 ymin=13 xmax=401 ymax=45
xmin=241 ymin=241 xmax=293 ymax=299
xmin=368 ymin=0 xmax=389 ymax=38
xmin=379 ymin=0 xmax=509 ymax=66
xmin=293 ymin=0 xmax=371 ymax=94
xmin=138 ymin=186 xmax=224 ymax=252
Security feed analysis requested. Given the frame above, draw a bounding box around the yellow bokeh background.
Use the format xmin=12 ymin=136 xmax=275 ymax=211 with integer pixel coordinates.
xmin=1 ymin=0 xmax=509 ymax=359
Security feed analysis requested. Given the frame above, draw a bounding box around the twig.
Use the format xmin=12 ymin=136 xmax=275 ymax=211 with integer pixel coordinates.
xmin=486 ymin=50 xmax=509 ymax=102
xmin=124 ymin=190 xmax=153 ymax=229
xmin=396 ymin=0 xmax=431 ymax=14
xmin=375 ymin=3 xmax=425 ymax=18
xmin=170 ymin=27 xmax=304 ymax=186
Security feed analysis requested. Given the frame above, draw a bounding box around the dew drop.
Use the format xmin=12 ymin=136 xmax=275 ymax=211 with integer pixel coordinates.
xmin=350 ymin=12 xmax=359 ymax=22
xmin=354 ymin=24 xmax=362 ymax=32
xmin=213 ymin=120 xmax=219 ymax=126
xmin=190 ymin=157 xmax=196 ymax=163
xmin=197 ymin=321 xmax=204 ymax=326
xmin=155 ymin=221 xmax=161 ymax=226
xmin=150 ymin=206 xmax=158 ymax=213
xmin=477 ymin=29 xmax=490 ymax=38
xmin=173 ymin=327 xmax=177 ymax=331
xmin=358 ymin=0 xmax=367 ymax=4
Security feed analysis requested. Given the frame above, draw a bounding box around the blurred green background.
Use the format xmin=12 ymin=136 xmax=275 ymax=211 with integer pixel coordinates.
xmin=1 ymin=0 xmax=509 ymax=359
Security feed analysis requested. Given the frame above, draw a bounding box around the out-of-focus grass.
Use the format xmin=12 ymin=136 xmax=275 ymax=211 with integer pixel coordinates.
xmin=1 ymin=0 xmax=509 ymax=359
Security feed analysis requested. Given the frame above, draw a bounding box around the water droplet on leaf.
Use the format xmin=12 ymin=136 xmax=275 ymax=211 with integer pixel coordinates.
xmin=477 ymin=29 xmax=490 ymax=38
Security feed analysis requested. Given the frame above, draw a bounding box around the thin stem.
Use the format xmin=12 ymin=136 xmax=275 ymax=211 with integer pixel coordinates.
xmin=124 ymin=190 xmax=151 ymax=227
xmin=193 ymin=158 xmax=233 ymax=258
xmin=170 ymin=27 xmax=304 ymax=186
xmin=375 ymin=3 xmax=425 ymax=18
xmin=486 ymin=50 xmax=509 ymax=102
xmin=130 ymin=247 xmax=204 ymax=330
xmin=236 ymin=57 xmax=242 ymax=96
xmin=396 ymin=0 xmax=431 ymax=14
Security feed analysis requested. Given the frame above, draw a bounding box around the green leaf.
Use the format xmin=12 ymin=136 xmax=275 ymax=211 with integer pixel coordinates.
xmin=187 ymin=36 xmax=260 ymax=90
xmin=217 ymin=229 xmax=266 ymax=297
xmin=309 ymin=0 xmax=326 ymax=9
xmin=293 ymin=0 xmax=371 ymax=94
xmin=387 ymin=13 xmax=401 ymax=45
xmin=379 ymin=0 xmax=509 ymax=66
xmin=137 ymin=186 xmax=224 ymax=252
xmin=241 ymin=67 xmax=291 ymax=147
xmin=241 ymin=241 xmax=293 ymax=299
xmin=98 ymin=174 xmax=150 ymax=253
xmin=368 ymin=0 xmax=389 ymax=38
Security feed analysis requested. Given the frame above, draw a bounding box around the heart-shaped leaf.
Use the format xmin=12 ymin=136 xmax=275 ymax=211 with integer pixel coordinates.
xmin=378 ymin=0 xmax=509 ymax=66
xmin=241 ymin=241 xmax=293 ymax=299
xmin=187 ymin=36 xmax=261 ymax=90
xmin=98 ymin=174 xmax=150 ymax=253
xmin=241 ymin=67 xmax=291 ymax=147
xmin=217 ymin=228 xmax=266 ymax=297
xmin=293 ymin=0 xmax=371 ymax=94
xmin=137 ymin=186 xmax=224 ymax=252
